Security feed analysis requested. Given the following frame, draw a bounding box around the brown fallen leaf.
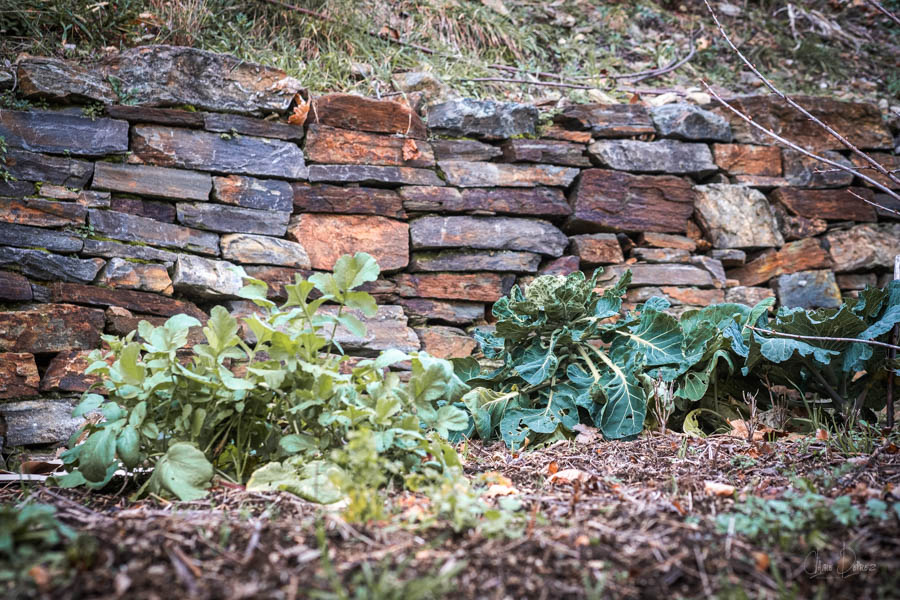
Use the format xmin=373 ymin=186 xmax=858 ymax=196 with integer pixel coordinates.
xmin=816 ymin=428 xmax=829 ymax=441
xmin=753 ymin=551 xmax=770 ymax=571
xmin=704 ymin=481 xmax=736 ymax=497
xmin=572 ymin=423 xmax=599 ymax=445
xmin=287 ymin=94 xmax=309 ymax=126
xmin=728 ymin=418 xmax=774 ymax=441
xmin=574 ymin=534 xmax=591 ymax=547
xmin=549 ymin=468 xmax=592 ymax=485
xmin=546 ymin=461 xmax=559 ymax=475
xmin=28 ymin=565 xmax=50 ymax=588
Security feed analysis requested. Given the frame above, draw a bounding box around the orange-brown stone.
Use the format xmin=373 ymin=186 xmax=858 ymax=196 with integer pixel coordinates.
xmin=712 ymin=144 xmax=781 ymax=176
xmin=726 ymin=238 xmax=833 ymax=287
xmin=0 ymin=353 xmax=40 ymax=399
xmin=305 ymin=124 xmax=434 ymax=167
xmin=393 ymin=273 xmax=513 ymax=302
xmin=288 ymin=214 xmax=409 ymax=272
xmin=415 ymin=326 xmax=477 ymax=359
xmin=311 ymin=93 xmax=428 ymax=139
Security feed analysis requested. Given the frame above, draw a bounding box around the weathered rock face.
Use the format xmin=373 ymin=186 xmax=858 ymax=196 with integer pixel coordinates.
xmin=82 ymin=239 xmax=177 ymax=266
xmin=99 ymin=258 xmax=173 ymax=294
xmin=726 ymin=238 xmax=832 ymax=287
xmin=773 ymin=270 xmax=842 ymax=309
xmin=770 ymin=203 xmax=828 ymax=242
xmin=292 ymin=184 xmax=405 ymax=218
xmin=712 ymin=144 xmax=782 ymax=176
xmin=0 ymin=222 xmax=83 ymax=253
xmin=3 ymin=148 xmax=93 ymax=187
xmin=307 ymin=164 xmax=443 ymax=186
xmin=17 ymin=56 xmax=118 ymax=103
xmin=431 ymin=139 xmax=502 ymax=162
xmin=395 ymin=298 xmax=484 ymax=325
xmin=693 ymin=184 xmax=784 ymax=248
xmin=173 ymin=255 xmax=245 ymax=298
xmin=0 ymin=271 xmax=33 ymax=301
xmin=288 ymin=214 xmax=409 ymax=271
xmin=0 ymin=247 xmax=104 ymax=284
xmin=554 ymin=103 xmax=654 ymax=137
xmin=220 ymin=233 xmax=311 ymax=268
xmin=305 ymin=125 xmax=435 ymax=167
xmin=203 ymin=113 xmax=305 ymax=142
xmin=214 ymin=175 xmax=294 ymax=212
xmin=0 ymin=109 xmax=128 ymax=157
xmin=394 ymin=273 xmax=514 ymax=302
xmin=427 ymin=99 xmax=538 ymax=140
xmin=825 ymin=223 xmax=900 ymax=271
xmin=588 ymin=139 xmax=717 ymax=175
xmin=836 ymin=273 xmax=877 ymax=291
xmin=725 ymin=286 xmax=776 ymax=306
xmin=632 ymin=247 xmax=690 ymax=263
xmin=0 ymin=400 xmax=84 ymax=447
xmin=400 ymin=186 xmax=570 ymax=217
xmin=319 ymin=305 xmax=420 ymax=355
xmin=109 ymin=196 xmax=176 ymax=223
xmin=130 ymin=126 xmax=308 ymax=179
xmin=850 ymin=152 xmax=900 ymax=190
xmin=0 ymin=197 xmax=86 ymax=227
xmin=48 ymin=282 xmax=207 ymax=319
xmin=102 ymin=45 xmax=302 ymax=113
xmin=567 ymin=170 xmax=695 ymax=234
xmin=414 ymin=325 xmax=477 ymax=359
xmin=500 ymin=139 xmax=591 ymax=167
xmin=782 ymin=149 xmax=854 ymax=188
xmin=89 ymin=209 xmax=219 ymax=255
xmin=40 ymin=351 xmax=104 ymax=394
xmin=638 ymin=232 xmax=697 ymax=251
xmin=568 ymin=234 xmax=624 ymax=265
xmin=710 ymin=248 xmax=746 ymax=267
xmin=596 ymin=264 xmax=715 ymax=287
xmin=93 ymin=162 xmax=212 ymax=201
xmin=176 ymin=202 xmax=290 ymax=236
xmin=649 ymin=104 xmax=732 ymax=142
xmin=712 ymin=96 xmax=893 ymax=152
xmin=0 ymin=304 xmax=105 ymax=353
xmin=771 ymin=187 xmax=877 ymax=222
xmin=410 ymin=250 xmax=541 ymax=273
xmin=410 ymin=216 xmax=568 ymax=256
xmin=0 ymin=180 xmax=36 ymax=198
xmin=0 ymin=353 xmax=40 ymax=399
xmin=540 ymin=255 xmax=581 ymax=276
xmin=312 ymin=94 xmax=428 ymax=138
xmin=439 ymin=161 xmax=579 ymax=188
xmin=625 ymin=286 xmax=725 ymax=307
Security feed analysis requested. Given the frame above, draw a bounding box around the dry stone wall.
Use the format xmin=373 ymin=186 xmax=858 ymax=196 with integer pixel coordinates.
xmin=1 ymin=46 xmax=898 ymax=449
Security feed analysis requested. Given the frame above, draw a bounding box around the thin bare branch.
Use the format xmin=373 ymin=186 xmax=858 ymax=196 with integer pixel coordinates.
xmin=867 ymin=0 xmax=900 ymax=28
xmin=847 ymin=188 xmax=900 ymax=217
xmin=456 ymin=77 xmax=593 ymax=90
xmin=703 ymin=0 xmax=900 ymax=189
xmin=746 ymin=326 xmax=900 ymax=352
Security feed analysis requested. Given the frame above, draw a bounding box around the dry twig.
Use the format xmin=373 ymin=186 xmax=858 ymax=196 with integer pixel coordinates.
xmin=746 ymin=325 xmax=900 ymax=352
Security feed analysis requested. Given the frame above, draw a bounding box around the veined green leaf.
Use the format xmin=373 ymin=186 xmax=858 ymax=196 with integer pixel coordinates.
xmin=146 ymin=442 xmax=213 ymax=501
xmin=512 ymin=332 xmax=561 ymax=386
xmin=461 ymin=387 xmax=520 ymax=440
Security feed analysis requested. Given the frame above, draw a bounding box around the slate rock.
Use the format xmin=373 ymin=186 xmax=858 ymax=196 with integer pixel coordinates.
xmin=81 ymin=239 xmax=177 ymax=266
xmin=89 ymin=209 xmax=219 ymax=255
xmin=39 ymin=350 xmax=106 ymax=394
xmin=0 ymin=304 xmax=105 ymax=353
xmin=539 ymin=256 xmax=581 ymax=276
xmin=782 ymin=149 xmax=854 ymax=188
xmin=771 ymin=187 xmax=876 ymax=222
xmin=307 ymin=164 xmax=443 ymax=186
xmin=632 ymin=247 xmax=690 ymax=263
xmin=638 ymin=232 xmax=697 ymax=251
xmin=724 ymin=286 xmax=776 ymax=306
xmin=773 ymin=270 xmax=842 ymax=309
xmin=0 ymin=222 xmax=83 ymax=253
xmin=712 ymin=144 xmax=782 ymax=176
xmin=711 ymin=248 xmax=746 ymax=267
xmin=393 ymin=272 xmax=514 ymax=302
xmin=395 ymin=298 xmax=485 ymax=325
xmin=0 ymin=271 xmax=33 ymax=301
xmin=105 ymin=105 xmax=206 ymax=127
xmin=98 ymin=258 xmax=173 ymax=294
xmin=292 ymin=183 xmax=405 ymax=217
xmin=3 ymin=148 xmax=93 ymax=187
xmin=500 ymin=139 xmax=591 ymax=167
xmin=625 ymin=287 xmax=725 ymax=307
xmin=0 ymin=109 xmax=128 ymax=157
xmin=401 ymin=186 xmax=570 ymax=217
xmin=0 ymin=247 xmax=104 ymax=284
xmin=649 ymin=103 xmax=732 ymax=142
xmin=693 ymin=184 xmax=784 ymax=248
xmin=176 ymin=202 xmax=290 ymax=236
xmin=410 ymin=250 xmax=542 ymax=273
xmin=0 ymin=198 xmax=86 ymax=227
xmin=439 ymin=161 xmax=578 ymax=188
xmin=0 ymin=180 xmax=35 ymax=197
xmin=16 ymin=56 xmax=117 ymax=103
xmin=689 ymin=256 xmax=727 ymax=287
xmin=47 ymin=282 xmax=206 ymax=320
xmin=553 ymin=103 xmax=655 ymax=137
xmin=93 ymin=162 xmax=212 ymax=201
xmin=204 ymin=113 xmax=304 ymax=142
xmin=850 ymin=152 xmax=900 ymax=190
xmin=770 ymin=203 xmax=828 ymax=242
xmin=596 ymin=264 xmax=715 ymax=287
xmin=427 ymin=99 xmax=538 ymax=140
xmin=305 ymin=124 xmax=435 ymax=167
xmin=220 ymin=234 xmax=311 ymax=268
xmin=311 ymin=93 xmax=428 ymax=138
xmin=102 ymin=45 xmax=302 ymax=114
xmin=214 ymin=175 xmax=294 ymax=212
xmin=131 ymin=125 xmax=308 ymax=179
xmin=567 ymin=170 xmax=695 ymax=234
xmin=319 ymin=305 xmax=420 ymax=356
xmin=0 ymin=353 xmax=40 ymax=399
xmin=0 ymin=400 xmax=84 ymax=447
xmin=825 ymin=223 xmax=900 ymax=272
xmin=431 ymin=139 xmax=502 ymax=161
xmin=836 ymin=273 xmax=878 ymax=291
xmin=569 ymin=234 xmax=624 ymax=265
xmin=414 ymin=326 xmax=477 ymax=359
xmin=410 ymin=216 xmax=567 ymax=257
xmin=109 ymin=196 xmax=176 ymax=223
xmin=288 ymin=214 xmax=409 ymax=271
xmin=588 ymin=139 xmax=717 ymax=175
xmin=173 ymin=254 xmax=245 ymax=298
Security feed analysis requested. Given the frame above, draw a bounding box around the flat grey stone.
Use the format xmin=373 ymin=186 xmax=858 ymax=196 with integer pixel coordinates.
xmin=427 ymin=98 xmax=538 ymax=140
xmin=588 ymin=139 xmax=717 ymax=175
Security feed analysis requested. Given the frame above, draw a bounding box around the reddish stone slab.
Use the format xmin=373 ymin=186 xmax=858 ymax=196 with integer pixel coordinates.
xmin=726 ymin=238 xmax=832 ymax=287
xmin=109 ymin=196 xmax=177 ymax=223
xmin=553 ymin=103 xmax=654 ymax=137
xmin=393 ymin=273 xmax=514 ymax=302
xmin=0 ymin=271 xmax=33 ymax=301
xmin=93 ymin=162 xmax=212 ymax=201
xmin=0 ymin=197 xmax=86 ymax=227
xmin=626 ymin=287 xmax=725 ymax=307
xmin=567 ymin=170 xmax=695 ymax=234
xmin=712 ymin=144 xmax=781 ymax=176
xmin=311 ymin=93 xmax=427 ymax=139
xmin=98 ymin=258 xmax=173 ymax=294
xmin=48 ymin=282 xmax=206 ymax=320
xmin=771 ymin=187 xmax=877 ymax=222
xmin=40 ymin=350 xmax=104 ymax=393
xmin=637 ymin=232 xmax=697 ymax=251
xmin=500 ymin=139 xmax=590 ymax=167
xmin=395 ymin=298 xmax=484 ymax=325
xmin=439 ymin=161 xmax=578 ymax=188
xmin=305 ymin=124 xmax=434 ymax=167
xmin=288 ymin=214 xmax=409 ymax=271
xmin=0 ymin=304 xmax=105 ymax=353
xmin=204 ymin=112 xmax=305 ymax=142
xmin=569 ymin=234 xmax=624 ymax=266
xmin=415 ymin=326 xmax=477 ymax=359
xmin=292 ymin=183 xmax=405 ymax=218
xmin=850 ymin=152 xmax=900 ymax=190
xmin=213 ymin=175 xmax=293 ymax=212
xmin=0 ymin=353 xmax=39 ymax=399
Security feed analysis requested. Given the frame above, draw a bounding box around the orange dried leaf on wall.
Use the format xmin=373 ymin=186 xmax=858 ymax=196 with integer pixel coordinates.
xmin=402 ymin=138 xmax=420 ymax=161
xmin=288 ymin=94 xmax=310 ymax=126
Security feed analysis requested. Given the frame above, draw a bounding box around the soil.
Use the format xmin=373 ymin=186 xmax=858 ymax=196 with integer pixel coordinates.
xmin=3 ymin=433 xmax=900 ymax=599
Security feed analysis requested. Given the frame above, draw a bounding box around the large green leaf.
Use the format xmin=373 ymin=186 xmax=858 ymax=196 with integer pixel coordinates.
xmin=146 ymin=442 xmax=214 ymax=501
xmin=589 ymin=346 xmax=646 ymax=440
xmin=461 ymin=387 xmax=520 ymax=440
xmin=511 ymin=333 xmax=561 ymax=386
xmin=614 ymin=303 xmax=683 ymax=366
xmin=332 ymin=252 xmax=380 ymax=292
xmin=247 ymin=460 xmax=343 ymax=504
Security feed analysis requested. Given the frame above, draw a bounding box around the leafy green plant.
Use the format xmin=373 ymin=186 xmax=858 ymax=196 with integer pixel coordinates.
xmin=458 ymin=269 xmax=767 ymax=446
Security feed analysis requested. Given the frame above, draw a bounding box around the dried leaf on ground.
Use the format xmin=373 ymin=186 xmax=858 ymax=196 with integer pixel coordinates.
xmin=704 ymin=481 xmax=736 ymax=497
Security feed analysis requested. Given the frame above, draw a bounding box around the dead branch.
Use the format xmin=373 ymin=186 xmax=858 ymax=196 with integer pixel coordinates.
xmin=702 ymin=0 xmax=900 ymax=190
xmin=867 ymin=0 xmax=900 ymax=28
xmin=847 ymin=188 xmax=900 ymax=217
xmin=745 ymin=326 xmax=900 ymax=352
